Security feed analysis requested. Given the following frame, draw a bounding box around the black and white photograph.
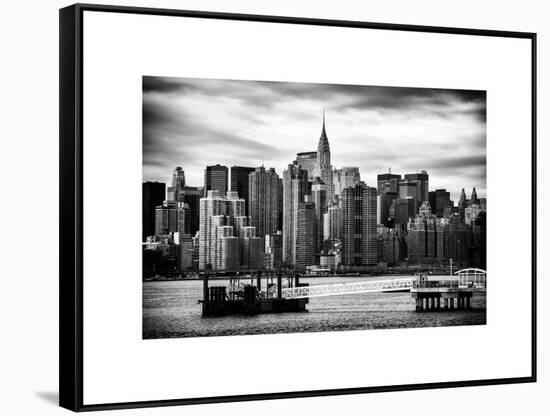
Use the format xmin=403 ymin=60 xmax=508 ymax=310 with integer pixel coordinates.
xmin=52 ymin=3 xmax=537 ymax=411
xmin=142 ymin=76 xmax=488 ymax=339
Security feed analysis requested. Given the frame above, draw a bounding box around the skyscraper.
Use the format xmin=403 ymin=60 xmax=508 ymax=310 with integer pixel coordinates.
xmin=470 ymin=187 xmax=479 ymax=205
xmin=341 ymin=182 xmax=377 ymax=267
xmin=391 ymin=197 xmax=417 ymax=229
xmin=204 ymin=164 xmax=228 ymax=197
xmin=398 ymin=179 xmax=418 ymax=200
xmin=172 ymin=166 xmax=186 ymax=193
xmin=377 ymin=171 xmax=401 ymax=194
xmin=217 ymin=225 xmax=239 ymax=271
xmin=142 ymin=181 xmax=165 ymax=241
xmin=317 ymin=110 xmax=334 ymax=203
xmin=198 ymin=190 xmax=245 ymax=270
xmin=404 ymin=171 xmax=429 ymax=205
xmin=239 ymin=225 xmax=263 ymax=270
xmin=458 ymin=188 xmax=467 ymax=220
xmin=334 ymin=167 xmax=361 ymax=198
xmin=311 ymin=177 xmax=327 ymax=253
xmin=178 ymin=186 xmax=201 ymax=236
xmin=428 ymin=189 xmax=452 ymax=218
xmin=248 ymin=166 xmax=280 ymax=238
xmin=155 ymin=200 xmax=187 ymax=236
xmin=230 ymin=166 xmax=256 ymax=214
xmin=443 ymin=216 xmax=472 ymax=267
xmin=296 ymin=202 xmax=316 ymax=270
xmin=295 ymin=151 xmax=318 ymax=184
xmin=265 ymin=231 xmax=283 ymax=270
xmin=225 ymin=191 xmax=245 ymax=222
xmin=323 ymin=203 xmax=342 ymax=241
xmin=377 ymin=192 xmax=398 ymax=226
xmin=282 ymin=164 xmax=308 ymax=265
xmin=406 ymin=202 xmax=444 ymax=264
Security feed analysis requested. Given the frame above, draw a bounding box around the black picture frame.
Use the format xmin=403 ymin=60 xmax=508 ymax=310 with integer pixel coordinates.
xmin=59 ymin=3 xmax=537 ymax=412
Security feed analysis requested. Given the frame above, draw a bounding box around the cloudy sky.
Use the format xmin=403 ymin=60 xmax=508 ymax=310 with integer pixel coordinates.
xmin=143 ymin=76 xmax=486 ymax=202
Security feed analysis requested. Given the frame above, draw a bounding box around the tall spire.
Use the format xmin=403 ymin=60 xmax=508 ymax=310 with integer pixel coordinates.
xmin=318 ymin=109 xmax=330 ymax=169
xmin=471 ymin=187 xmax=478 ymax=203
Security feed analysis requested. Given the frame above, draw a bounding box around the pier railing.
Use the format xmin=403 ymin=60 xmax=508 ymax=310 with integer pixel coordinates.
xmin=281 ymin=278 xmax=414 ymax=299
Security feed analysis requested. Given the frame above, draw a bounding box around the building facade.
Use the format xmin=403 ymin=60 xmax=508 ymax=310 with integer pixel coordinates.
xmin=311 ymin=177 xmax=327 ymax=253
xmin=334 ymin=167 xmax=361 ymax=198
xmin=282 ymin=163 xmax=309 ymax=265
xmin=377 ymin=172 xmax=401 ymax=194
xmin=428 ymin=189 xmax=452 ymax=218
xmin=204 ymin=164 xmax=228 ymax=197
xmin=230 ymin=166 xmax=256 ymax=214
xmin=341 ymin=182 xmax=377 ymax=267
xmin=142 ymin=181 xmax=165 ymax=241
xmin=198 ymin=190 xmax=245 ymax=270
xmin=296 ymin=202 xmax=316 ymax=270
xmin=404 ymin=171 xmax=429 ymax=205
xmin=248 ymin=166 xmax=280 ymax=237
xmin=265 ymin=231 xmax=283 ymax=270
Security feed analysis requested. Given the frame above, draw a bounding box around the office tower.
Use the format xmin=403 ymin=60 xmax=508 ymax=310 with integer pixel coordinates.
xmin=377 ymin=227 xmax=404 ymax=266
xmin=142 ymin=181 xmax=166 ymax=241
xmin=230 ymin=166 xmax=256 ymax=214
xmin=398 ymin=179 xmax=418 ymax=201
xmin=458 ymin=188 xmax=467 ymax=220
xmin=317 ymin=110 xmax=334 ymax=203
xmin=198 ymin=190 xmax=245 ymax=270
xmin=428 ymin=189 xmax=452 ymax=218
xmin=311 ymin=177 xmax=327 ymax=253
xmin=225 ymin=191 xmax=245 ymax=223
xmin=443 ymin=216 xmax=472 ymax=267
xmin=341 ymin=182 xmax=377 ymax=267
xmin=234 ymin=216 xmax=250 ymax=237
xmin=172 ymin=166 xmax=186 ymax=193
xmin=404 ymin=171 xmax=429 ymax=204
xmin=154 ymin=200 xmax=187 ymax=236
xmin=323 ymin=203 xmax=342 ymax=241
xmin=217 ymin=225 xmax=239 ymax=270
xmin=282 ymin=164 xmax=309 ymax=265
xmin=265 ymin=231 xmax=283 ymax=270
xmin=295 ymin=151 xmax=319 ymax=183
xmin=248 ymin=166 xmax=280 ymax=238
xmin=296 ymin=202 xmax=316 ymax=269
xmin=177 ymin=186 xmax=201 ymax=236
xmin=277 ymin=177 xmax=283 ymax=232
xmin=406 ymin=202 xmax=444 ymax=264
xmin=204 ymin=164 xmax=228 ymax=196
xmin=377 ymin=171 xmax=401 ymax=194
xmin=179 ymin=234 xmax=194 ymax=270
xmin=192 ymin=235 xmax=200 ymax=270
xmin=334 ymin=167 xmax=361 ymax=198
xmin=240 ymin=225 xmax=263 ymax=270
xmin=377 ymin=192 xmax=398 ymax=226
xmin=391 ymin=197 xmax=417 ymax=228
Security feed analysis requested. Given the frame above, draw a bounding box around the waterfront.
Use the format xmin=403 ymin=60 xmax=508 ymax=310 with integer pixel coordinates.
xmin=143 ymin=276 xmax=486 ymax=339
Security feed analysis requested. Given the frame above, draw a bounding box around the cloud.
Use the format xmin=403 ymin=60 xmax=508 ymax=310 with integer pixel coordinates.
xmin=143 ymin=76 xmax=486 ymax=202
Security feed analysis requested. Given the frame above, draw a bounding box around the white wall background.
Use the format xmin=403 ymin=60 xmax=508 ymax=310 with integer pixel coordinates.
xmin=0 ymin=0 xmax=547 ymax=415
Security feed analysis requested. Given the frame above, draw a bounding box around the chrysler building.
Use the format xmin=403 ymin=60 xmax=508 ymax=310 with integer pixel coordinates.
xmin=317 ymin=110 xmax=334 ymax=202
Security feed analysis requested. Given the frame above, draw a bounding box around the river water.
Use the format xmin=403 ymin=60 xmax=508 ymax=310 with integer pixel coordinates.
xmin=143 ymin=276 xmax=486 ymax=339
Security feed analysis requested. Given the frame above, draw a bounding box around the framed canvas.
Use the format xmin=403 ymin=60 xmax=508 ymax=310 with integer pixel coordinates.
xmin=59 ymin=3 xmax=537 ymax=411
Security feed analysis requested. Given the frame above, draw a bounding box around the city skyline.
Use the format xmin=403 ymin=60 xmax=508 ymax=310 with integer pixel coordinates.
xmin=143 ymin=76 xmax=486 ymax=202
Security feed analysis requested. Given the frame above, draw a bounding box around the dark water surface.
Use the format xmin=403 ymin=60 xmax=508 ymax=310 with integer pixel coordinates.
xmin=142 ymin=276 xmax=486 ymax=339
